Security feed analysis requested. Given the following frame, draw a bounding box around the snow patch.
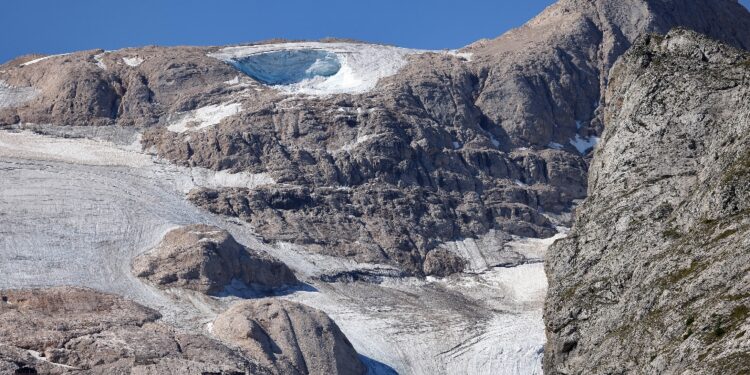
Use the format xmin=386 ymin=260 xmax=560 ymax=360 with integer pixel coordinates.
xmin=0 ymin=81 xmax=38 ymax=109
xmin=210 ymin=42 xmax=428 ymax=96
xmin=189 ymin=168 xmax=275 ymax=190
xmin=20 ymin=53 xmax=71 ymax=67
xmin=166 ymin=103 xmax=242 ymax=133
xmin=123 ymin=56 xmax=144 ymax=67
xmin=548 ymin=142 xmax=564 ymax=150
xmin=94 ymin=53 xmax=107 ymax=69
xmin=569 ymin=134 xmax=600 ymax=154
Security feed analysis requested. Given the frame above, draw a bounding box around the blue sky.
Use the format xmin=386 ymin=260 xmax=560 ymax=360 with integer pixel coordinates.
xmin=1 ymin=0 xmax=749 ymax=63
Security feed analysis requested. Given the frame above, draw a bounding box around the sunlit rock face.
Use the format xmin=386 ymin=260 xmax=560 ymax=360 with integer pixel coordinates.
xmin=230 ymin=49 xmax=342 ymax=85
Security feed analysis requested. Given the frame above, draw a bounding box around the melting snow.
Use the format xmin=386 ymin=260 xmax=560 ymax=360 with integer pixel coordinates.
xmin=166 ymin=103 xmax=242 ymax=133
xmin=189 ymin=168 xmax=275 ymax=190
xmin=210 ymin=42 xmax=428 ymax=96
xmin=569 ymin=134 xmax=600 ymax=154
xmin=123 ymin=56 xmax=144 ymax=67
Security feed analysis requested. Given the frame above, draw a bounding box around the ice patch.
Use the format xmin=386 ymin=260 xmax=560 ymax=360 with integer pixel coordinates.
xmin=569 ymin=134 xmax=600 ymax=154
xmin=20 ymin=53 xmax=71 ymax=67
xmin=123 ymin=56 xmax=144 ymax=67
xmin=548 ymin=142 xmax=564 ymax=150
xmin=166 ymin=103 xmax=242 ymax=133
xmin=0 ymin=81 xmax=39 ymax=109
xmin=210 ymin=42 xmax=428 ymax=96
xmin=452 ymin=141 xmax=462 ymax=149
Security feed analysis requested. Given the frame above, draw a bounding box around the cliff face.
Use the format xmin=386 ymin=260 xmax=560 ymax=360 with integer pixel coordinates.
xmin=2 ymin=1 xmax=749 ymax=276
xmin=544 ymin=29 xmax=750 ymax=374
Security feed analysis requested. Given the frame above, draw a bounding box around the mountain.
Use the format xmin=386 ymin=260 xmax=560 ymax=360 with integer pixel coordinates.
xmin=544 ymin=28 xmax=750 ymax=374
xmin=0 ymin=0 xmax=749 ymax=374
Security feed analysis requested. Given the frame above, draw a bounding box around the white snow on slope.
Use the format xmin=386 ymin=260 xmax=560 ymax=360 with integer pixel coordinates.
xmin=94 ymin=53 xmax=107 ymax=69
xmin=123 ymin=56 xmax=144 ymax=67
xmin=0 ymin=81 xmax=39 ymax=109
xmin=166 ymin=103 xmax=243 ymax=133
xmin=569 ymin=134 xmax=600 ymax=154
xmin=210 ymin=42 xmax=427 ymax=96
xmin=20 ymin=53 xmax=71 ymax=67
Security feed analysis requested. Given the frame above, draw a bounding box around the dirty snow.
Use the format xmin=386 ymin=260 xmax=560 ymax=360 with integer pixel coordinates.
xmin=123 ymin=56 xmax=144 ymax=67
xmin=210 ymin=42 xmax=427 ymax=96
xmin=569 ymin=134 xmax=600 ymax=154
xmin=166 ymin=103 xmax=242 ymax=133
xmin=94 ymin=53 xmax=107 ymax=69
xmin=0 ymin=81 xmax=38 ymax=109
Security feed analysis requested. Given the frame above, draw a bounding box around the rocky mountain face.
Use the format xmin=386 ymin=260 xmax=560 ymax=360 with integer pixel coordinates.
xmin=1 ymin=1 xmax=750 ymax=374
xmin=3 ymin=0 xmax=749 ymax=276
xmin=0 ymin=287 xmax=272 ymax=374
xmin=544 ymin=29 xmax=750 ymax=374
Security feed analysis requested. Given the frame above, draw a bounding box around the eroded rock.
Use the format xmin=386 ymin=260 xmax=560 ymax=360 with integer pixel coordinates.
xmin=212 ymin=298 xmax=366 ymax=375
xmin=132 ymin=224 xmax=298 ymax=294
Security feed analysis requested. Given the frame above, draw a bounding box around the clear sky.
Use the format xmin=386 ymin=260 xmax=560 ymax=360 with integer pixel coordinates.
xmin=1 ymin=0 xmax=749 ymax=64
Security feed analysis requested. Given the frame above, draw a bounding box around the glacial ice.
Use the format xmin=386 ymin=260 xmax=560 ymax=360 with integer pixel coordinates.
xmin=231 ymin=49 xmax=342 ymax=85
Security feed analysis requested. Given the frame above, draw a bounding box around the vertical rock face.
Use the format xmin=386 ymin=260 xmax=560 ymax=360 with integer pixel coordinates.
xmin=132 ymin=224 xmax=298 ymax=294
xmin=544 ymin=29 xmax=750 ymax=374
xmin=212 ymin=298 xmax=366 ymax=375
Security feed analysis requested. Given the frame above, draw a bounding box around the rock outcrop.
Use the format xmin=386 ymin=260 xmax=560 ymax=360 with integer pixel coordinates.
xmin=0 ymin=287 xmax=271 ymax=374
xmin=132 ymin=224 xmax=298 ymax=294
xmin=212 ymin=298 xmax=366 ymax=375
xmin=545 ymin=29 xmax=750 ymax=374
xmin=2 ymin=0 xmax=750 ymax=277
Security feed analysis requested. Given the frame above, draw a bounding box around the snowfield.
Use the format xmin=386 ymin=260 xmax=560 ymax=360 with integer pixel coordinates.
xmin=0 ymin=128 xmax=564 ymax=375
xmin=210 ymin=42 xmax=428 ymax=95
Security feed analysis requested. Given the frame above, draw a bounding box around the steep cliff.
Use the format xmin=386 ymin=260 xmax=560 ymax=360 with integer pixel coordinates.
xmin=545 ymin=29 xmax=750 ymax=374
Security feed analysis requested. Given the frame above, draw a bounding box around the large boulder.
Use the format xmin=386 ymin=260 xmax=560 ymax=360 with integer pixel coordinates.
xmin=212 ymin=298 xmax=366 ymax=375
xmin=0 ymin=287 xmax=271 ymax=374
xmin=132 ymin=224 xmax=298 ymax=294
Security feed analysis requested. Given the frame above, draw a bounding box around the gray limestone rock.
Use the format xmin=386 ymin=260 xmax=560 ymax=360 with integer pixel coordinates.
xmin=0 ymin=287 xmax=271 ymax=374
xmin=544 ymin=29 xmax=750 ymax=375
xmin=212 ymin=298 xmax=366 ymax=375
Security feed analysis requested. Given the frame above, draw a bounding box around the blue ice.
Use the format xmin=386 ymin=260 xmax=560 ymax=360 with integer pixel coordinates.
xmin=231 ymin=49 xmax=341 ymax=85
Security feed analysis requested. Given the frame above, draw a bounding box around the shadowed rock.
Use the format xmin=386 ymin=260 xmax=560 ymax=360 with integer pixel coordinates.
xmin=132 ymin=224 xmax=298 ymax=294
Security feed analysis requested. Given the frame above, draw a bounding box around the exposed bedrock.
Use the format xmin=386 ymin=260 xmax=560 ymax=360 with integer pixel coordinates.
xmin=544 ymin=29 xmax=750 ymax=374
xmin=1 ymin=0 xmax=749 ymax=276
xmin=132 ymin=224 xmax=298 ymax=294
xmin=0 ymin=287 xmax=272 ymax=374
xmin=212 ymin=298 xmax=367 ymax=375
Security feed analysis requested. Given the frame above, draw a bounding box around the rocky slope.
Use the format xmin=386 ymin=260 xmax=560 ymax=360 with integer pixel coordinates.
xmin=3 ymin=0 xmax=750 ymax=276
xmin=1 ymin=1 xmax=750 ymax=374
xmin=545 ymin=29 xmax=750 ymax=374
xmin=0 ymin=287 xmax=272 ymax=374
